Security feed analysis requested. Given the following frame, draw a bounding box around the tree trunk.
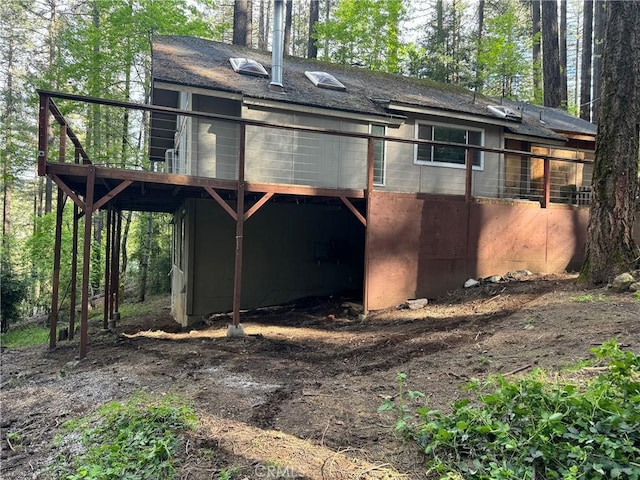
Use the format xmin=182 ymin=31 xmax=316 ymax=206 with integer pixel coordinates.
xmin=531 ymin=0 xmax=543 ymax=104
xmin=1 ymin=36 xmax=14 ymax=249
xmin=579 ymin=0 xmax=640 ymax=285
xmin=258 ymin=0 xmax=266 ymax=50
xmin=233 ymin=0 xmax=252 ymax=46
xmin=284 ymin=0 xmax=292 ymax=55
xmin=559 ymin=0 xmax=568 ymax=108
xmin=307 ymin=0 xmax=319 ymax=58
xmin=592 ymin=0 xmax=606 ymax=124
xmin=475 ymin=0 xmax=484 ymax=94
xmin=580 ymin=0 xmax=594 ymax=121
xmin=542 ymin=0 xmax=562 ymax=107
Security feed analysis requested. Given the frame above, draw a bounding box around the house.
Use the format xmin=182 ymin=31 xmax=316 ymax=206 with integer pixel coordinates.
xmin=149 ymin=33 xmax=597 ymax=327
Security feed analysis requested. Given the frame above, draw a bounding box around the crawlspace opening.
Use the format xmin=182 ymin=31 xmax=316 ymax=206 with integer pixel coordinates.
xmin=188 ymin=196 xmax=365 ymax=318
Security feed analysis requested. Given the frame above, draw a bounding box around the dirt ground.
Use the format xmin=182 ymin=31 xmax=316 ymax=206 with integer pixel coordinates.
xmin=2 ymin=273 xmax=640 ymax=480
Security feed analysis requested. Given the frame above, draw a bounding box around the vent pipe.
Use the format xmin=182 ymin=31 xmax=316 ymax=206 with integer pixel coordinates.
xmin=270 ymin=0 xmax=284 ymax=91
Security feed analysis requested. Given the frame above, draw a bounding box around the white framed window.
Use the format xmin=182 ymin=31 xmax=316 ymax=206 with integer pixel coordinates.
xmin=414 ymin=122 xmax=484 ymax=169
xmin=370 ymin=124 xmax=386 ymax=186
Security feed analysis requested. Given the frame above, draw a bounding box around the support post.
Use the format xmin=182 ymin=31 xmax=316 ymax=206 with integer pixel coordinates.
xmin=542 ymin=157 xmax=551 ymax=208
xmin=363 ymin=137 xmax=374 ymax=315
xmin=103 ymin=207 xmax=112 ymax=329
xmin=69 ymin=202 xmax=79 ymax=340
xmin=49 ymin=187 xmax=64 ymax=349
xmin=465 ymin=148 xmax=474 ymax=203
xmin=38 ymin=94 xmax=50 ymax=176
xmin=112 ymin=210 xmax=122 ymax=320
xmin=231 ymin=125 xmax=246 ymax=332
xmin=79 ymin=167 xmax=95 ymax=359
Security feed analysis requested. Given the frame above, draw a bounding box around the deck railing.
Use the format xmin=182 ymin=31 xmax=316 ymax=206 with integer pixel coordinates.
xmin=38 ymin=89 xmax=594 ymax=208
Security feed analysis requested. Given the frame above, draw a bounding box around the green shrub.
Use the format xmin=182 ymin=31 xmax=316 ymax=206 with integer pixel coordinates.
xmin=1 ymin=268 xmax=28 ymax=333
xmin=380 ymin=340 xmax=640 ymax=479
xmin=55 ymin=392 xmax=196 ymax=480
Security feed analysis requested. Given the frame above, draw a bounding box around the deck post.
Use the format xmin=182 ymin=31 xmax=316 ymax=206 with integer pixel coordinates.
xmin=363 ymin=137 xmax=374 ymax=315
xmin=112 ymin=210 xmax=122 ymax=321
xmin=542 ymin=158 xmax=551 ymax=208
xmin=230 ymin=124 xmax=246 ymax=332
xmin=69 ymin=202 xmax=79 ymax=340
xmin=103 ymin=207 xmax=112 ymax=329
xmin=465 ymin=148 xmax=474 ymax=202
xmin=79 ymin=167 xmax=95 ymax=359
xmin=38 ymin=93 xmax=49 ymax=176
xmin=49 ymin=188 xmax=65 ymax=350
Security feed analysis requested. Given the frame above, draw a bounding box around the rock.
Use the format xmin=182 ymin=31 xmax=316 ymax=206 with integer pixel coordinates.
xmin=506 ymin=269 xmax=533 ymax=281
xmin=406 ymin=298 xmax=428 ymax=310
xmin=630 ymin=282 xmax=640 ymax=293
xmin=486 ymin=275 xmax=503 ymax=283
xmin=464 ymin=278 xmax=480 ymax=288
xmin=341 ymin=302 xmax=363 ymax=315
xmin=612 ymin=272 xmax=634 ymax=292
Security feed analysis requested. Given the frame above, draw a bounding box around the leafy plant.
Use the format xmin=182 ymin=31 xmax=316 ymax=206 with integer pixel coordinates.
xmin=54 ymin=391 xmax=196 ymax=480
xmin=571 ymin=293 xmax=607 ymax=303
xmin=215 ymin=467 xmax=239 ymax=480
xmin=380 ymin=340 xmax=640 ymax=479
xmin=0 ymin=267 xmax=28 ymax=332
xmin=378 ymin=372 xmax=426 ymax=434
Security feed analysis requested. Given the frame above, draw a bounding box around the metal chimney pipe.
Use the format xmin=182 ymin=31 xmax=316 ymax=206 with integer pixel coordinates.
xmin=270 ymin=0 xmax=284 ymax=90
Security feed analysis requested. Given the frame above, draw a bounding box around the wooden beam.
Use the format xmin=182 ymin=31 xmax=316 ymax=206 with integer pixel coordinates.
xmin=244 ymin=192 xmax=274 ymax=221
xmin=340 ymin=196 xmax=366 ymax=227
xmin=113 ymin=210 xmax=122 ymax=316
xmin=246 ymin=181 xmax=366 ymax=199
xmin=38 ymin=94 xmax=49 ymax=176
xmin=79 ymin=167 xmax=95 ymax=359
xmin=69 ymin=202 xmax=79 ymax=340
xmin=363 ymin=138 xmax=375 ymax=315
xmin=51 ymin=174 xmax=86 ymax=211
xmin=205 ymin=186 xmax=237 ymax=220
xmin=49 ymin=187 xmax=65 ymax=350
xmin=48 ymin=99 xmax=92 ymax=164
xmin=92 ymin=180 xmax=133 ymax=212
xmin=542 ymin=158 xmax=551 ymax=208
xmin=59 ymin=124 xmax=66 ymax=163
xmin=103 ymin=208 xmax=112 ymax=330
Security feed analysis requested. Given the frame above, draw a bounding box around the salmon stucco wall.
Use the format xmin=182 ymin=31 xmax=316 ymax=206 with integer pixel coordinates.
xmin=366 ymin=192 xmax=589 ymax=310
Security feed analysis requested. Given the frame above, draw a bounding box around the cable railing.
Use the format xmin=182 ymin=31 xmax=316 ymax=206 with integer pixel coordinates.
xmin=38 ymin=89 xmax=594 ymax=207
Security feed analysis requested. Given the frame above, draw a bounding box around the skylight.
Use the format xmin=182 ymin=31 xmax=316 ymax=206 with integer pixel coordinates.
xmin=229 ymin=58 xmax=269 ymax=78
xmin=304 ymin=71 xmax=346 ymax=91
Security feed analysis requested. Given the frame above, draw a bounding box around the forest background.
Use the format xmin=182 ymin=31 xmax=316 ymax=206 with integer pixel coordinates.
xmin=0 ymin=0 xmax=619 ymax=330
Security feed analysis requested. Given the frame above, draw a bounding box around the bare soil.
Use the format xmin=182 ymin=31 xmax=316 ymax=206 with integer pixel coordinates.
xmin=2 ymin=273 xmax=640 ymax=479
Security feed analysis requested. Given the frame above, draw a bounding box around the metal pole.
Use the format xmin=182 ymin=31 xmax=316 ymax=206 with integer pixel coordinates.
xmin=232 ymin=125 xmax=246 ymax=327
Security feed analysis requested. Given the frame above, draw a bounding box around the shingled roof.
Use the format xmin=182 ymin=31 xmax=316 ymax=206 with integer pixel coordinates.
xmin=152 ymin=35 xmax=579 ymax=142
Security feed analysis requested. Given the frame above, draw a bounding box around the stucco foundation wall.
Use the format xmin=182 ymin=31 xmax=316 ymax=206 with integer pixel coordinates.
xmin=366 ymin=192 xmax=589 ymax=310
xmin=186 ymin=198 xmax=364 ymax=323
